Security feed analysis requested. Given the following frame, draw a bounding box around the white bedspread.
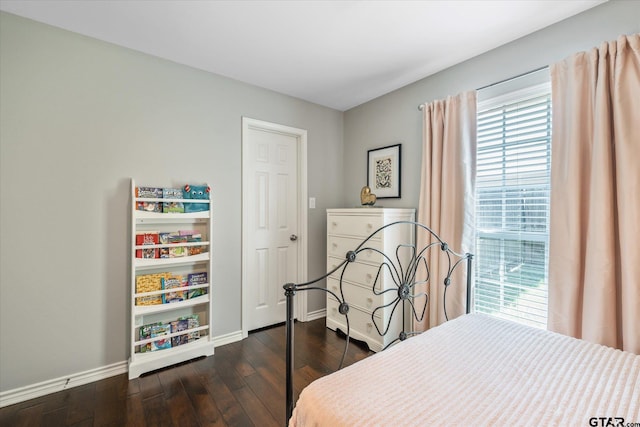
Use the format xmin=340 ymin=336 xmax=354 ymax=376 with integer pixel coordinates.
xmin=290 ymin=314 xmax=640 ymax=426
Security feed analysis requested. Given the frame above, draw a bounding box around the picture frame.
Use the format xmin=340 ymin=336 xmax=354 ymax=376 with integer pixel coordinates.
xmin=367 ymin=143 xmax=401 ymax=199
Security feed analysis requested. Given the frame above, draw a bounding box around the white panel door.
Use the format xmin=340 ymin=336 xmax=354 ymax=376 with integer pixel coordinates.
xmin=244 ymin=124 xmax=299 ymax=331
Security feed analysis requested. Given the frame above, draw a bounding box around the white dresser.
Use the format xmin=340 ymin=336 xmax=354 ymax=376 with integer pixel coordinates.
xmin=326 ymin=208 xmax=415 ymax=352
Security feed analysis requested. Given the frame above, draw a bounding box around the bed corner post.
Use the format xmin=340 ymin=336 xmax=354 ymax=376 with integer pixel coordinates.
xmin=284 ymin=282 xmax=296 ymax=425
xmin=466 ymin=254 xmax=473 ymax=314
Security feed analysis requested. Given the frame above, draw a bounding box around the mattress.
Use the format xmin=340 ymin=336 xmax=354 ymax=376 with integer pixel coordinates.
xmin=290 ymin=314 xmax=640 ymax=426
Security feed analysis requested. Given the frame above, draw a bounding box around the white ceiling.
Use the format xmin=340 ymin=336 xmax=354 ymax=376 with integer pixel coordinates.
xmin=0 ymin=0 xmax=605 ymax=111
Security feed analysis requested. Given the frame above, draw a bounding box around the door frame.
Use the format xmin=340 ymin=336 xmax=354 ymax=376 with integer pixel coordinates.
xmin=241 ymin=117 xmax=308 ymax=338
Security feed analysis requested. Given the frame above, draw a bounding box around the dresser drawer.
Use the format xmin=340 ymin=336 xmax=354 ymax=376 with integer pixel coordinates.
xmin=327 ymin=256 xmax=381 ymax=290
xmin=327 ymin=235 xmax=383 ymax=264
xmin=327 ymin=214 xmax=383 ymax=239
xmin=326 ymin=297 xmax=384 ymax=351
xmin=326 ymin=277 xmax=382 ymax=312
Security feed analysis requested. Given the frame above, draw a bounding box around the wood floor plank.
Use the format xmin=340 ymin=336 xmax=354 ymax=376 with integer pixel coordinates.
xmin=138 ymin=373 xmax=164 ymax=400
xmin=243 ymin=371 xmax=285 ymax=426
xmin=39 ymin=407 xmax=68 ymax=427
xmin=64 ymin=383 xmax=96 ymax=426
xmin=93 ymin=374 xmax=130 ymax=427
xmin=0 ymin=319 xmax=372 ymax=427
xmin=123 ymin=393 xmax=146 ymax=427
xmin=142 ymin=394 xmax=174 ymax=427
xmin=232 ymin=386 xmax=279 ymax=427
xmin=11 ymin=402 xmax=44 ymax=427
xmin=157 ymin=366 xmax=201 ymax=427
xmin=200 ymin=371 xmax=254 ymax=427
xmin=177 ymin=364 xmax=226 ymax=427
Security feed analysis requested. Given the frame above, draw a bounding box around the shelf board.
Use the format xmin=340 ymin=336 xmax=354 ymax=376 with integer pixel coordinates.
xmin=135 ymin=252 xmax=210 ymax=269
xmin=128 ymin=338 xmax=215 ymax=379
xmin=136 ymin=197 xmax=210 ymax=204
xmin=134 ymin=294 xmax=210 ymax=316
xmin=135 ymin=325 xmax=210 ymax=346
xmin=135 ymin=283 xmax=209 ymax=298
xmin=135 ymin=211 xmax=209 ymax=222
xmin=134 ymin=241 xmax=210 ymax=250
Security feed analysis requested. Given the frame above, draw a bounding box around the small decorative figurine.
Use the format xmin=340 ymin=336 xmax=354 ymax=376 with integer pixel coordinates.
xmin=360 ymin=186 xmax=377 ymax=206
xmin=183 ymin=184 xmax=210 ymax=212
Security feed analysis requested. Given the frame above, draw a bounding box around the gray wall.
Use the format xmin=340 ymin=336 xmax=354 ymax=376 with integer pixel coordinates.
xmin=343 ymin=0 xmax=640 ymax=210
xmin=0 ymin=12 xmax=342 ymax=392
xmin=1 ymin=0 xmax=639 ymax=394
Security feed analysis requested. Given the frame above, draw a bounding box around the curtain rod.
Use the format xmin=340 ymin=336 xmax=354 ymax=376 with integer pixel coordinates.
xmin=417 ymin=65 xmax=549 ymax=111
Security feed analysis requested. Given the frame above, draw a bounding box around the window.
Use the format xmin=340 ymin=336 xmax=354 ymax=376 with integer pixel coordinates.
xmin=474 ymin=76 xmax=551 ymax=329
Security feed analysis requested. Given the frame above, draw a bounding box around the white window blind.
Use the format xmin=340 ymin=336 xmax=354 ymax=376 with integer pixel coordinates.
xmin=474 ymin=81 xmax=551 ymax=329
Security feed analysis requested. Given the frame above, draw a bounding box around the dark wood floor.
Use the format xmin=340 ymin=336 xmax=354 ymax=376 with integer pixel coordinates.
xmin=0 ymin=319 xmax=373 ymax=427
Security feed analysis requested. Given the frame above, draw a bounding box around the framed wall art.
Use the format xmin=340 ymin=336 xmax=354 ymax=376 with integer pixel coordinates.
xmin=367 ymin=143 xmax=401 ymax=199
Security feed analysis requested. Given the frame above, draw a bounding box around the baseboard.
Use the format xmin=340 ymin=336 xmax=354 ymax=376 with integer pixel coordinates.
xmin=213 ymin=330 xmax=243 ymax=347
xmin=1 ymin=330 xmax=245 ymax=408
xmin=304 ymin=308 xmax=326 ymax=322
xmin=0 ymin=361 xmax=128 ymax=408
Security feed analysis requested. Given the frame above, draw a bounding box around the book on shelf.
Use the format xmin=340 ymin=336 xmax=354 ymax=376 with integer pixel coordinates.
xmin=138 ymin=321 xmax=171 ymax=352
xmin=162 ymin=275 xmax=186 ymax=304
xmin=162 ymin=188 xmax=185 ymax=213
xmin=188 ymin=272 xmax=207 ymax=285
xmin=159 ymin=232 xmax=186 ymax=257
xmin=150 ymin=323 xmax=172 ymax=351
xmin=187 ymin=246 xmax=204 ymax=256
xmin=135 ymin=272 xmax=171 ymax=305
xmin=162 ymin=201 xmax=184 ymax=213
xmin=138 ymin=323 xmax=153 ymax=353
xmin=180 ymin=314 xmax=201 ymax=342
xmin=170 ymin=319 xmax=190 ymax=347
xmin=168 ymin=246 xmax=187 ymax=258
xmin=162 ymin=188 xmax=183 ymax=199
xmin=136 ymin=187 xmax=162 ymax=199
xmin=136 ymin=201 xmax=161 ymax=212
xmin=168 ymin=234 xmax=188 ymax=244
xmin=187 ymin=287 xmax=207 ymax=299
xmin=187 ymin=272 xmax=208 ymax=298
xmin=159 ymin=232 xmax=175 ymax=245
xmin=138 ymin=314 xmax=199 ymax=353
xmin=135 ymin=232 xmax=159 ymax=258
xmin=179 ymin=230 xmax=202 ymax=241
xmin=136 ymin=187 xmax=162 ymax=212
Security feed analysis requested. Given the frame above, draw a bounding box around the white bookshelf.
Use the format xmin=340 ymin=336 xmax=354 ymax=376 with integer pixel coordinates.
xmin=128 ymin=179 xmax=214 ymax=379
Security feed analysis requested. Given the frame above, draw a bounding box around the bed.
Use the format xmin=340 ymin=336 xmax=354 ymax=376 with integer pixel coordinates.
xmin=283 ymin=221 xmax=640 ymax=426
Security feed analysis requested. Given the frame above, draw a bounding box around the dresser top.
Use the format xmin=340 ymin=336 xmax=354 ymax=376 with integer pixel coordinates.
xmin=327 ymin=208 xmax=415 ymax=213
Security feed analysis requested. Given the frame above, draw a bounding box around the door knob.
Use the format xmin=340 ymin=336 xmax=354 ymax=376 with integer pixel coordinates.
xmin=290 ymin=234 xmax=298 ymax=241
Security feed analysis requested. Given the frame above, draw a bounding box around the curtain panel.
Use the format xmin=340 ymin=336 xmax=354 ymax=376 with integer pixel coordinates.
xmin=415 ymin=91 xmax=476 ymax=331
xmin=548 ymin=33 xmax=640 ymax=354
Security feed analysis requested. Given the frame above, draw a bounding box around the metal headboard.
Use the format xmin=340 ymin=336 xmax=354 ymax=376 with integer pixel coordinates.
xmin=283 ymin=221 xmax=473 ymax=424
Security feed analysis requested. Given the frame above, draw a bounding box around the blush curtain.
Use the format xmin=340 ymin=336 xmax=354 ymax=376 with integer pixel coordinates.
xmin=415 ymin=91 xmax=476 ymax=331
xmin=548 ymin=33 xmax=640 ymax=354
